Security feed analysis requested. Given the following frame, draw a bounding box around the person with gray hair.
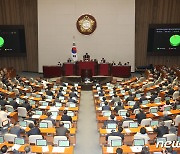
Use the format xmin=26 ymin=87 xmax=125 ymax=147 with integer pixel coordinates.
xmin=154 ymin=121 xmax=169 ymax=137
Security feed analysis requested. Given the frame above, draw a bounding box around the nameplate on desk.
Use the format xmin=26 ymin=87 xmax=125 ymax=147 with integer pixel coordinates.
xmin=52 ymin=147 xmax=65 ymax=153
xmin=32 ymin=115 xmax=41 ymax=119
xmin=130 ymin=146 xmax=142 ymax=152
xmin=124 ymin=128 xmax=131 ymax=133
xmin=42 ymin=146 xmax=49 ymax=152
xmin=107 ymin=147 xmax=114 ymax=153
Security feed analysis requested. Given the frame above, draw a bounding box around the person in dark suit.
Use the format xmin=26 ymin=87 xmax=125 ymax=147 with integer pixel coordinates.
xmin=9 ymin=122 xmax=25 ymax=137
xmin=114 ymin=102 xmax=124 ymax=113
xmin=83 ymin=53 xmax=90 ymax=61
xmin=57 ymin=87 xmax=64 ymax=97
xmin=9 ymin=98 xmax=19 ymax=110
xmin=123 ymin=112 xmax=132 ymax=121
xmin=0 ymin=96 xmax=8 ymax=106
xmin=139 ymin=94 xmax=147 ymax=104
xmin=27 ymin=123 xmax=41 ymax=137
xmin=112 ymin=94 xmax=120 ymax=103
xmin=106 ymin=126 xmax=124 ymax=141
xmin=98 ymin=90 xmax=104 ymax=96
xmin=61 ymin=110 xmax=72 ymax=122
xmin=104 ymin=114 xmax=117 ymax=127
xmin=116 ymin=148 xmax=123 ymax=154
xmin=167 ymin=86 xmax=175 ymax=96
xmin=69 ymin=89 xmax=78 ymax=98
xmin=132 ymin=101 xmax=140 ymax=111
xmin=102 ymin=102 xmax=111 ymax=111
xmin=68 ymin=96 xmax=76 ymax=103
xmin=20 ymin=99 xmax=32 ymax=111
xmin=45 ymin=112 xmax=56 ymax=125
xmin=161 ymin=112 xmax=172 ymax=121
xmin=56 ymin=122 xmax=70 ymax=136
xmin=46 ymin=87 xmax=53 ymax=96
xmin=24 ymin=112 xmax=37 ymax=125
xmin=154 ymin=121 xmax=169 ymax=137
xmin=125 ymin=92 xmax=134 ymax=102
xmin=135 ymin=109 xmax=146 ymax=124
xmin=150 ymin=91 xmax=158 ymax=102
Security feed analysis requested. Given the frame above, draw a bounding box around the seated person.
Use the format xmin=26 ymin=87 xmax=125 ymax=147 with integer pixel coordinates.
xmin=61 ymin=110 xmax=72 ymax=122
xmin=134 ymin=127 xmax=150 ymax=144
xmin=135 ymin=109 xmax=146 ymax=124
xmin=160 ymin=100 xmax=171 ymax=111
xmin=112 ymin=94 xmax=120 ymax=103
xmin=69 ymin=89 xmax=78 ymax=98
xmin=125 ymin=92 xmax=134 ymax=102
xmin=139 ymin=93 xmax=147 ymax=104
xmin=118 ymin=62 xmax=122 ymax=66
xmin=132 ymin=101 xmax=140 ymax=111
xmin=9 ymin=122 xmax=25 ymax=137
xmin=0 ymin=96 xmax=8 ymax=106
xmin=104 ymin=114 xmax=117 ymax=127
xmin=114 ymin=101 xmax=124 ymax=113
xmin=101 ymin=58 xmax=106 ymax=63
xmin=83 ymin=53 xmax=90 ymax=61
xmin=24 ymin=112 xmax=37 ymax=125
xmin=106 ymin=126 xmax=124 ymax=142
xmin=67 ymin=58 xmax=71 ymax=63
xmin=46 ymin=86 xmax=53 ymax=96
xmin=9 ymin=98 xmax=19 ymax=110
xmin=112 ymin=61 xmax=116 ymax=66
xmin=161 ymin=111 xmax=172 ymax=121
xmin=123 ymin=112 xmax=132 ymax=121
xmin=154 ymin=121 xmax=169 ymax=137
xmin=27 ymin=123 xmax=41 ymax=137
xmin=24 ymin=146 xmax=32 ymax=154
xmin=162 ymin=146 xmax=177 ymax=154
xmin=98 ymin=90 xmax=104 ymax=96
xmin=45 ymin=112 xmax=56 ymax=125
xmin=68 ymin=96 xmax=77 ymax=103
xmin=56 ymin=122 xmax=70 ymax=136
xmin=141 ymin=146 xmax=150 ymax=154
xmin=102 ymin=101 xmax=111 ymax=111
xmin=19 ymin=99 xmax=32 ymax=112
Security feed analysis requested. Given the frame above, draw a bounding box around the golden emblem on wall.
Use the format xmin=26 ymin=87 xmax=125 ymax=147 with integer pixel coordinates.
xmin=76 ymin=14 xmax=97 ymax=35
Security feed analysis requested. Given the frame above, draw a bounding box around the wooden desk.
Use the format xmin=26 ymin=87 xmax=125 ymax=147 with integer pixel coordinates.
xmin=111 ymin=66 xmax=131 ymax=78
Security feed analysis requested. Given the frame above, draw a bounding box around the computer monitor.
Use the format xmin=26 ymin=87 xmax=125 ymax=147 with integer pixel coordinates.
xmin=164 ymin=106 xmax=171 ymax=111
xmin=129 ymin=122 xmax=138 ymax=128
xmin=36 ymin=139 xmax=47 ymax=146
xmin=55 ymin=102 xmax=62 ymax=107
xmin=121 ymin=90 xmax=125 ymax=94
xmin=146 ymin=92 xmax=151 ymax=96
xmin=47 ymin=96 xmax=52 ymax=99
xmin=36 ymin=95 xmax=41 ymax=98
xmin=19 ymin=121 xmax=27 ymax=127
xmin=131 ymin=89 xmax=135 ymax=92
xmin=29 ymin=100 xmax=35 ymax=105
xmin=111 ymin=139 xmax=122 ymax=147
xmin=134 ymin=139 xmax=145 ymax=146
xmin=7 ymin=107 xmax=13 ymax=113
xmin=107 ymin=123 xmax=117 ymax=129
xmin=64 ymin=123 xmax=70 ymax=129
xmin=165 ymin=97 xmax=171 ymax=101
xmin=67 ymin=111 xmax=74 ymax=117
xmin=128 ymin=101 xmax=136 ymax=106
xmin=8 ymin=98 xmax=13 ymax=101
xmin=58 ymin=140 xmax=70 ymax=147
xmin=124 ymin=95 xmax=129 ymax=100
xmin=69 ymin=103 xmax=76 ymax=108
xmin=35 ymin=110 xmax=43 ymax=115
xmin=119 ymin=110 xmax=127 ymax=116
xmin=154 ymin=98 xmax=161 ymax=103
xmin=150 ymin=108 xmax=158 ymax=113
xmin=150 ymin=120 xmax=159 ymax=127
xmin=42 ymin=102 xmax=48 ymax=106
xmin=26 ymin=93 xmax=31 ymax=97
xmin=14 ymin=138 xmax=25 ymax=145
xmin=177 ymin=105 xmax=180 ymax=109
xmin=103 ymin=111 xmax=111 ymax=117
xmin=51 ymin=111 xmax=58 ymax=116
xmin=41 ymin=89 xmax=45 ymax=93
xmin=177 ymin=136 xmax=180 ymax=142
xmin=2 ymin=120 xmax=8 ymax=126
xmin=142 ymin=100 xmax=149 ymax=105
xmin=39 ymin=122 xmax=48 ymax=128
xmin=136 ymin=93 xmax=141 ymax=98
xmin=0 ymin=136 xmax=4 ymax=143
xmin=156 ymin=137 xmax=167 ymax=144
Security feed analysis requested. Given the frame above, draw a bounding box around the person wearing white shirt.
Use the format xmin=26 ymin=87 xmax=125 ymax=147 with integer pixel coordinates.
xmin=134 ymin=127 xmax=150 ymax=144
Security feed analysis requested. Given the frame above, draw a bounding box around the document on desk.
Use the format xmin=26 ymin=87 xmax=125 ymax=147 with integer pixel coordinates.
xmin=124 ymin=128 xmax=131 ymax=133
xmin=107 ymin=147 xmax=114 ymax=153
xmin=130 ymin=146 xmax=142 ymax=152
xmin=11 ymin=144 xmax=21 ymax=151
xmin=167 ymin=111 xmax=172 ymax=115
xmin=152 ymin=113 xmax=159 ymax=116
xmin=145 ymin=127 xmax=153 ymax=132
xmin=50 ymin=107 xmax=59 ymax=111
xmin=32 ymin=115 xmax=41 ymax=119
xmin=42 ymin=146 xmax=49 ymax=152
xmin=142 ymin=105 xmax=147 ymax=108
xmin=52 ymin=147 xmax=65 ymax=153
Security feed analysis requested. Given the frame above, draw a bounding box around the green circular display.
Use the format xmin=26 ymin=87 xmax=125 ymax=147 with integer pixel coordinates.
xmin=170 ymin=35 xmax=180 ymax=46
xmin=0 ymin=37 xmax=4 ymax=47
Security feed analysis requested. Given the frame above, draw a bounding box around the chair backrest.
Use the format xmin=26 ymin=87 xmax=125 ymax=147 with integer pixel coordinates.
xmin=53 ymin=136 xmax=68 ymax=145
xmin=5 ymin=105 xmax=14 ymax=113
xmin=140 ymin=118 xmax=152 ymax=127
xmin=17 ymin=107 xmax=27 ymax=117
xmin=164 ymin=120 xmax=172 ymax=129
xmin=122 ymin=120 xmax=134 ymax=128
xmin=13 ymin=88 xmax=19 ymax=95
xmin=173 ymin=91 xmax=179 ymax=100
xmin=102 ymin=110 xmax=111 ymax=117
xmin=108 ymin=136 xmax=122 ymax=146
xmin=29 ymin=135 xmax=43 ymax=144
xmin=163 ymin=134 xmax=177 ymax=141
xmin=4 ymin=133 xmax=17 ymax=143
xmin=41 ymin=120 xmax=53 ymax=128
xmin=174 ymin=115 xmax=180 ymax=126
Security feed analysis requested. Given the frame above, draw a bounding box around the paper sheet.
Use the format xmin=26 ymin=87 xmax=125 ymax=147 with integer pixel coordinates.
xmin=130 ymin=146 xmax=142 ymax=152
xmin=107 ymin=147 xmax=114 ymax=153
xmin=42 ymin=146 xmax=49 ymax=152
xmin=32 ymin=115 xmax=41 ymax=119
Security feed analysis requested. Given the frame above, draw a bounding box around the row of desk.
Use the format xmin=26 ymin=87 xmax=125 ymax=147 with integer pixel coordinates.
xmin=43 ymin=62 xmax=131 ymax=78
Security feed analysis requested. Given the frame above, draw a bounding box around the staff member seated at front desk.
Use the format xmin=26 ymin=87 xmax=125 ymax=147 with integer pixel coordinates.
xmin=83 ymin=53 xmax=90 ymax=61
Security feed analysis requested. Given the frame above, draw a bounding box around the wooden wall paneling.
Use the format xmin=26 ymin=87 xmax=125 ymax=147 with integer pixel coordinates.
xmin=135 ymin=0 xmax=180 ymax=68
xmin=0 ymin=0 xmax=38 ymax=72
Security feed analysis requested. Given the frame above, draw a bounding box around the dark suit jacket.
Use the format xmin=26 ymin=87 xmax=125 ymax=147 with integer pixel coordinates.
xmin=61 ymin=115 xmax=72 ymax=122
xmin=69 ymin=92 xmax=77 ymax=98
xmin=114 ymin=105 xmax=124 ymax=113
xmin=46 ymin=90 xmax=53 ymax=96
xmin=161 ymin=115 xmax=172 ymax=121
xmin=136 ymin=112 xmax=146 ymax=124
xmin=9 ymin=126 xmax=24 ymax=137
xmin=102 ymin=105 xmax=111 ymax=111
xmin=56 ymin=127 xmax=70 ymax=136
xmin=10 ymin=100 xmax=18 ymax=109
xmin=154 ymin=126 xmax=169 ymax=137
xmin=126 ymin=96 xmax=134 ymax=102
xmin=20 ymin=103 xmax=32 ymax=111
xmin=0 ymin=100 xmax=8 ymax=106
xmin=106 ymin=131 xmax=124 ymax=141
xmin=45 ymin=116 xmax=56 ymax=125
xmin=27 ymin=127 xmax=41 ymax=137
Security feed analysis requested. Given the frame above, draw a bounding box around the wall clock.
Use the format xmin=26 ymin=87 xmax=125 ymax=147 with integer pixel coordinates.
xmin=76 ymin=14 xmax=97 ymax=35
